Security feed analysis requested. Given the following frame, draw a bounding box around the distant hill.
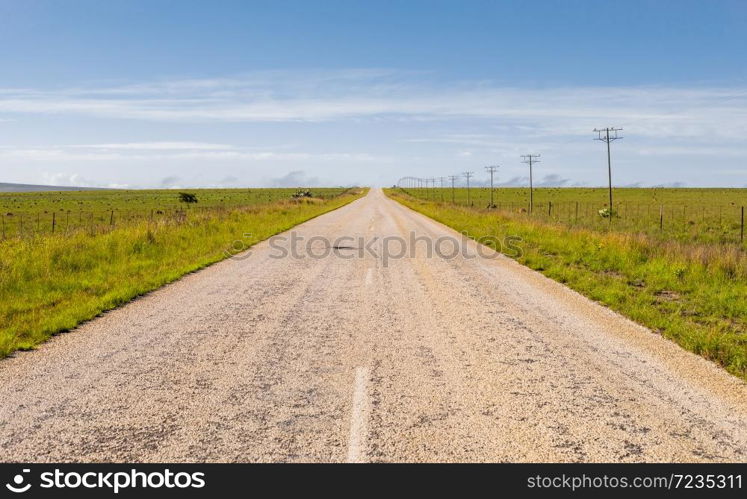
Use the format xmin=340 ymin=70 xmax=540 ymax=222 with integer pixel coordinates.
xmin=0 ymin=182 xmax=107 ymax=193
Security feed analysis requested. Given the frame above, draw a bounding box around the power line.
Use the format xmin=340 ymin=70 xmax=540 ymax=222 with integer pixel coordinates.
xmin=463 ymin=171 xmax=474 ymax=206
xmin=520 ymin=154 xmax=540 ymax=214
xmin=594 ymin=127 xmax=623 ymax=218
xmin=448 ymin=175 xmax=459 ymax=204
xmin=485 ymin=165 xmax=499 ymax=208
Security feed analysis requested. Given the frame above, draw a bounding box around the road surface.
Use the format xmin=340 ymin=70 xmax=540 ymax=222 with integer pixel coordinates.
xmin=0 ymin=188 xmax=745 ymax=462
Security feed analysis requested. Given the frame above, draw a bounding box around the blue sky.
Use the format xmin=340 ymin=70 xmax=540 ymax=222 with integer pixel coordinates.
xmin=1 ymin=0 xmax=746 ymax=188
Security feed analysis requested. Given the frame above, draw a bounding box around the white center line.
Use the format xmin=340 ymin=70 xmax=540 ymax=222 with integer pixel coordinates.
xmin=346 ymin=367 xmax=370 ymax=463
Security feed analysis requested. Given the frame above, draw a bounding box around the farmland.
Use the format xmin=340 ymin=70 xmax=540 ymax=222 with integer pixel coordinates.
xmin=0 ymin=188 xmax=350 ymax=238
xmin=385 ymin=187 xmax=747 ymax=379
xmin=0 ymin=187 xmax=365 ymax=358
xmin=398 ymin=187 xmax=747 ymax=244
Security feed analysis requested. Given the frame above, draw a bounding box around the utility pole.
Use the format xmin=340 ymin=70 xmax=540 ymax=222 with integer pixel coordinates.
xmin=594 ymin=127 xmax=623 ymax=217
xmin=485 ymin=165 xmax=499 ymax=208
xmin=520 ymin=154 xmax=540 ymax=214
xmin=463 ymin=171 xmax=474 ymax=206
xmin=448 ymin=175 xmax=459 ymax=204
xmin=439 ymin=176 xmax=445 ymax=202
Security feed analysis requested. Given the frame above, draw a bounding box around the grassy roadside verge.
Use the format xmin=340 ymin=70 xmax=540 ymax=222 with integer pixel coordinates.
xmin=0 ymin=189 xmax=366 ymax=357
xmin=385 ymin=188 xmax=746 ymax=380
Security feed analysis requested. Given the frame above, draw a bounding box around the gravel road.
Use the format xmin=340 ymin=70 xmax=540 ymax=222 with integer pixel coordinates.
xmin=0 ymin=188 xmax=745 ymax=462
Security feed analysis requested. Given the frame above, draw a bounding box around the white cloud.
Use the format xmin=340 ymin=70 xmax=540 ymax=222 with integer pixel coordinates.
xmin=267 ymin=170 xmax=322 ymax=187
xmin=0 ymin=72 xmax=745 ymax=144
xmin=69 ymin=141 xmax=233 ymax=151
xmin=535 ymin=174 xmax=573 ymax=187
xmin=0 ymin=144 xmax=382 ymax=163
xmin=1 ymin=70 xmax=746 ymax=187
xmin=40 ymin=172 xmax=128 ymax=189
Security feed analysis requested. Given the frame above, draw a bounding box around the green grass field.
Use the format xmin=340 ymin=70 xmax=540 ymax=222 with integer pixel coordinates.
xmin=386 ymin=187 xmax=747 ymax=380
xmin=0 ymin=187 xmax=365 ymax=358
xmin=0 ymin=187 xmax=351 ymax=237
xmin=401 ymin=187 xmax=746 ymax=244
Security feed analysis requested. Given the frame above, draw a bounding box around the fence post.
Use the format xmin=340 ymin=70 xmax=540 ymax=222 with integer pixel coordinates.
xmin=659 ymin=205 xmax=664 ymax=231
xmin=741 ymin=206 xmax=744 ymax=243
xmin=110 ymin=210 xmax=114 ymax=226
xmin=548 ymin=202 xmax=552 ymax=217
xmin=52 ymin=212 xmax=56 ymax=233
xmin=575 ymin=202 xmax=579 ymax=223
xmin=1 ymin=214 xmax=4 ymax=239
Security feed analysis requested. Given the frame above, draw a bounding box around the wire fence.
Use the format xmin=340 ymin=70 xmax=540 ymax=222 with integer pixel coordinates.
xmin=1 ymin=207 xmax=200 ymax=239
xmin=399 ymin=188 xmax=746 ymax=245
xmin=0 ymin=188 xmax=355 ymax=240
